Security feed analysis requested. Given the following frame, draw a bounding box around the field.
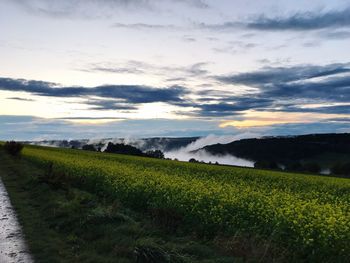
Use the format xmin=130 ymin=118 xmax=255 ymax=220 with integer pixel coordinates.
xmin=3 ymin=144 xmax=350 ymax=262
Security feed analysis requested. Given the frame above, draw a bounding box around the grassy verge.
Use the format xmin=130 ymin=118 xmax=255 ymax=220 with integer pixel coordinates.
xmin=0 ymin=150 xmax=247 ymax=263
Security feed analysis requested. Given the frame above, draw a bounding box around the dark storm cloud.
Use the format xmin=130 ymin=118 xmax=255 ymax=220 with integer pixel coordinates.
xmin=0 ymin=77 xmax=188 ymax=105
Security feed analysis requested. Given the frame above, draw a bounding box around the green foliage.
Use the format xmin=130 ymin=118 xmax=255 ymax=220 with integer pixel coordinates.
xmin=4 ymin=140 xmax=24 ymax=156
xmin=22 ymin=145 xmax=350 ymax=262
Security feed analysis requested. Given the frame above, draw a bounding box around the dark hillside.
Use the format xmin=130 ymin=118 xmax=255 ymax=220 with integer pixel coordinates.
xmin=202 ymin=133 xmax=350 ymax=164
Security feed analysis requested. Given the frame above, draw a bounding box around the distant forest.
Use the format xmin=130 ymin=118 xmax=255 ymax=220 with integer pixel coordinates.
xmin=82 ymin=142 xmax=165 ymax=159
xmin=202 ymin=133 xmax=350 ymax=176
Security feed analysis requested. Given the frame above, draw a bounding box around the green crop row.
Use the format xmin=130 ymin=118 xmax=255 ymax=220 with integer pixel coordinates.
xmin=23 ymin=145 xmax=350 ymax=262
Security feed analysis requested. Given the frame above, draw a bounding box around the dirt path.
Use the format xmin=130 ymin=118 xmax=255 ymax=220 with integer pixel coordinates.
xmin=0 ymin=178 xmax=33 ymax=263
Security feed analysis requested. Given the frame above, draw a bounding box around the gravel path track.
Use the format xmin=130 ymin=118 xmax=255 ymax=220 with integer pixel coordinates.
xmin=0 ymin=178 xmax=33 ymax=263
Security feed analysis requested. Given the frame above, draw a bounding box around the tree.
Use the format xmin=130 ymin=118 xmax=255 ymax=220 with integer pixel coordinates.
xmin=285 ymin=161 xmax=303 ymax=172
xmin=104 ymin=142 xmax=144 ymax=156
xmin=145 ymin=150 xmax=164 ymax=159
xmin=331 ymin=162 xmax=350 ymax=176
xmin=254 ymin=160 xmax=279 ymax=170
xmin=4 ymin=141 xmax=24 ymax=156
xmin=302 ymin=162 xmax=321 ymax=173
xmin=82 ymin=144 xmax=96 ymax=151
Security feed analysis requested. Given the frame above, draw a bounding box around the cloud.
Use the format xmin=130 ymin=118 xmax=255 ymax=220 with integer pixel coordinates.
xmin=208 ymin=63 xmax=350 ymax=116
xmin=212 ymin=40 xmax=258 ymax=54
xmin=0 ymin=77 xmax=188 ymax=105
xmin=83 ymin=60 xmax=210 ymax=78
xmin=218 ymin=63 xmax=350 ymax=86
xmin=319 ymin=30 xmax=350 ymax=40
xmin=12 ymin=0 xmax=208 ymax=18
xmin=195 ymin=7 xmax=350 ymax=34
xmin=112 ymin=23 xmax=178 ymax=30
xmin=84 ymin=99 xmax=138 ymax=111
xmin=2 ymin=62 xmax=350 ymax=119
xmin=193 ymin=98 xmax=273 ymax=117
xmin=326 ymin=117 xmax=350 ymax=123
xmin=246 ymin=8 xmax=350 ymax=31
xmin=177 ymin=0 xmax=208 ymax=9
xmin=273 ymin=105 xmax=350 ymax=115
xmin=217 ymin=63 xmax=350 ymax=104
xmin=6 ymin=97 xmax=34 ymax=101
xmin=55 ymin=116 xmax=124 ymax=120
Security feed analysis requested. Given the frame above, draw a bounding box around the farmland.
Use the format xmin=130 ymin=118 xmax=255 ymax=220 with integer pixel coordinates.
xmin=13 ymin=144 xmax=349 ymax=262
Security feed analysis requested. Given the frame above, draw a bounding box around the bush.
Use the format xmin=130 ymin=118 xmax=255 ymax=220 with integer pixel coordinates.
xmin=4 ymin=141 xmax=24 ymax=156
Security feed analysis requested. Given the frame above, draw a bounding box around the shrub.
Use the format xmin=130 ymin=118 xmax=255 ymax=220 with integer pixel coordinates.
xmin=4 ymin=141 xmax=24 ymax=156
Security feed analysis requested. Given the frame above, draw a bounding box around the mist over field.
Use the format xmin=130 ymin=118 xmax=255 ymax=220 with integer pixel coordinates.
xmin=164 ymin=149 xmax=254 ymax=167
xmin=28 ymin=134 xmax=257 ymax=167
xmin=164 ymin=134 xmax=255 ymax=166
xmin=1 ymin=1 xmax=350 ymax=262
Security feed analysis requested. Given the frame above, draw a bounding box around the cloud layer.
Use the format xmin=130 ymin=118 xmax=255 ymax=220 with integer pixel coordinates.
xmin=246 ymin=8 xmax=350 ymax=31
xmin=2 ymin=60 xmax=350 ymax=117
xmin=0 ymin=77 xmax=188 ymax=110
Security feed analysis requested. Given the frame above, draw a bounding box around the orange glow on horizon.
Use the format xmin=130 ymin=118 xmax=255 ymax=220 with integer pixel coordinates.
xmin=219 ymin=111 xmax=349 ymax=128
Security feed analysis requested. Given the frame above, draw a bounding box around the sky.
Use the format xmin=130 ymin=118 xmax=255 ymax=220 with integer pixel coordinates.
xmin=0 ymin=0 xmax=350 ymax=140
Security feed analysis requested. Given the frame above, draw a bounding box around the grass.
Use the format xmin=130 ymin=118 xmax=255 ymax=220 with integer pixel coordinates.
xmin=0 ymin=149 xmax=243 ymax=263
